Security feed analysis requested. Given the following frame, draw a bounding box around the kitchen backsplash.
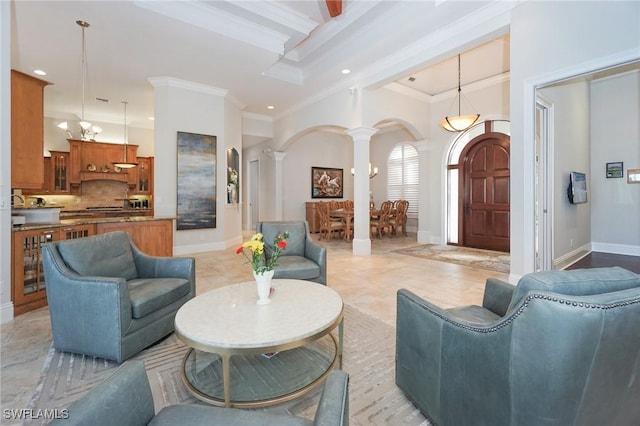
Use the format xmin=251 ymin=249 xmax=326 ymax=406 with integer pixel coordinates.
xmin=21 ymin=180 xmax=151 ymax=211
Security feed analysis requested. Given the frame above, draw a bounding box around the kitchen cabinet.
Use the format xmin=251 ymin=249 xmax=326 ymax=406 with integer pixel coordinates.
xmin=96 ymin=219 xmax=173 ymax=257
xmin=305 ymin=202 xmax=321 ymax=233
xmin=11 ymin=224 xmax=96 ymax=316
xmin=11 ymin=70 xmax=50 ymax=189
xmin=134 ymin=157 xmax=153 ymax=194
xmin=68 ymin=139 xmax=138 ymax=189
xmin=12 ymin=227 xmax=59 ymax=316
xmin=49 ymin=151 xmax=72 ymax=194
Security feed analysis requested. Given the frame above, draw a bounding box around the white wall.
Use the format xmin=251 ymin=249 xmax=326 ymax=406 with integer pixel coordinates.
xmin=1 ymin=1 xmax=13 ymax=322
xmin=43 ymin=117 xmax=154 ymax=156
xmin=151 ymin=79 xmax=242 ymax=255
xmin=282 ymin=131 xmax=353 ymax=221
xmin=539 ymin=81 xmax=592 ymax=263
xmin=509 ymin=0 xmax=640 ymax=276
xmin=590 ymin=71 xmax=640 ymax=253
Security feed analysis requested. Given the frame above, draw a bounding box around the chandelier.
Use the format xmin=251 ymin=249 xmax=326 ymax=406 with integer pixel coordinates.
xmin=112 ymin=101 xmax=138 ymax=169
xmin=57 ymin=20 xmax=102 ymax=141
xmin=351 ymin=163 xmax=378 ymax=179
xmin=440 ymin=54 xmax=480 ymax=132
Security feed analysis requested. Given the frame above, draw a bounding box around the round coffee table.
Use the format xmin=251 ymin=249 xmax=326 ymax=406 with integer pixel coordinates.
xmin=174 ymin=279 xmax=344 ymax=408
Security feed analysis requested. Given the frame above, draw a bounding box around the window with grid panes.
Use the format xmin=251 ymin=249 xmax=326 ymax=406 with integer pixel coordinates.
xmin=387 ymin=143 xmax=419 ymax=215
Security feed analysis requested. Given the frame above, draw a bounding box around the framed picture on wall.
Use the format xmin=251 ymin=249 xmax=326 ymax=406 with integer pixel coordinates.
xmin=606 ymin=162 xmax=623 ymax=178
xmin=311 ymin=167 xmax=343 ymax=199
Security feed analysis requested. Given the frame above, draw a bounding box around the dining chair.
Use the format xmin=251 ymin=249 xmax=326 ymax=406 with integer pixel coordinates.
xmin=318 ymin=201 xmax=347 ymax=240
xmin=390 ymin=200 xmax=409 ymax=236
xmin=370 ymin=200 xmax=392 ymax=238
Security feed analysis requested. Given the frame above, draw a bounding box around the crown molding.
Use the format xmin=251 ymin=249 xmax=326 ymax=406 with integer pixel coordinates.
xmin=135 ymin=0 xmax=289 ymax=55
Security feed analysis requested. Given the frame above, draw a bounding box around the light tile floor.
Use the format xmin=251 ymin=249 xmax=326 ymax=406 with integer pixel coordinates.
xmin=0 ymin=232 xmax=508 ymax=414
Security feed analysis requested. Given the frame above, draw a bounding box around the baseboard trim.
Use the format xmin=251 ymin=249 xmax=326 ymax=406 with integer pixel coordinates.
xmin=590 ymin=242 xmax=640 ymax=257
xmin=0 ymin=301 xmax=14 ymax=324
xmin=554 ymin=243 xmax=591 ymax=270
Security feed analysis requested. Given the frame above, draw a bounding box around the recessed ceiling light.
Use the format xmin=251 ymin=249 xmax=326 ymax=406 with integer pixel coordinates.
xmin=148 ymin=117 xmax=155 ymax=121
xmin=34 ymin=69 xmax=47 ymax=76
xmin=267 ymin=105 xmax=275 ymax=110
xmin=341 ymin=69 xmax=351 ymax=75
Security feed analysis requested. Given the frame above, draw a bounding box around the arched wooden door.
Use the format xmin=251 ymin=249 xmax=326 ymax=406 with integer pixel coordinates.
xmin=459 ymin=133 xmax=510 ymax=252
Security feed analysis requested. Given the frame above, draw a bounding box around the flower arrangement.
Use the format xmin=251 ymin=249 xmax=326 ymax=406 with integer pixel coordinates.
xmin=227 ymin=167 xmax=238 ymax=193
xmin=236 ymin=231 xmax=289 ymax=274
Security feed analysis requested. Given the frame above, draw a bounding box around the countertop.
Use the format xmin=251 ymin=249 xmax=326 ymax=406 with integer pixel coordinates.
xmin=11 ymin=216 xmax=174 ymax=232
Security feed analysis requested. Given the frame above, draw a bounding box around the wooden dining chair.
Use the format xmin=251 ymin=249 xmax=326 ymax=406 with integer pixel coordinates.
xmin=318 ymin=201 xmax=347 ymax=240
xmin=390 ymin=200 xmax=409 ymax=236
xmin=370 ymin=201 xmax=392 ymax=238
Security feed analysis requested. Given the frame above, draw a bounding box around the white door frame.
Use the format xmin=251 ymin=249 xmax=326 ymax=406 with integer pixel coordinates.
xmin=535 ymin=95 xmax=554 ymax=271
xmin=248 ymin=159 xmax=259 ymax=230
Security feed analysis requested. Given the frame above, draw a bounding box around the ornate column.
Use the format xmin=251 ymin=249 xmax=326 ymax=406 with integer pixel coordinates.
xmin=272 ymin=151 xmax=287 ymax=220
xmin=346 ymin=126 xmax=379 ymax=256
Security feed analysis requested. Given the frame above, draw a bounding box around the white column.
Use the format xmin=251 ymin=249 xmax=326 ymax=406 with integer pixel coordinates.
xmin=414 ymin=140 xmax=432 ymax=244
xmin=346 ymin=127 xmax=379 ymax=256
xmin=272 ymin=151 xmax=287 ymax=220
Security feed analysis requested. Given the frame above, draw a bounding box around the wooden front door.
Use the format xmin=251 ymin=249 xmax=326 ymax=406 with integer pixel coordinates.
xmin=460 ymin=134 xmax=510 ymax=252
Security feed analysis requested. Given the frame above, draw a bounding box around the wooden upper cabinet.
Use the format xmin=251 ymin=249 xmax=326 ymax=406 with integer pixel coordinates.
xmin=134 ymin=157 xmax=153 ymax=194
xmin=11 ymin=70 xmax=50 ymax=189
xmin=68 ymin=139 xmax=139 ymax=187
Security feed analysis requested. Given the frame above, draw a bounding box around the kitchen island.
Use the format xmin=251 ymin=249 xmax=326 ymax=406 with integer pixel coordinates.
xmin=11 ymin=216 xmax=174 ymax=316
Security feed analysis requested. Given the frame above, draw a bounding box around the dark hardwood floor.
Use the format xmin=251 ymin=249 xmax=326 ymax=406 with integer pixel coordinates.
xmin=567 ymin=252 xmax=640 ymax=274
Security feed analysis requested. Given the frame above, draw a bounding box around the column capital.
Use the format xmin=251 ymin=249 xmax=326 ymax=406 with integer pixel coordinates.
xmin=346 ymin=126 xmax=379 ymax=140
xmin=272 ymin=151 xmax=287 ymax=161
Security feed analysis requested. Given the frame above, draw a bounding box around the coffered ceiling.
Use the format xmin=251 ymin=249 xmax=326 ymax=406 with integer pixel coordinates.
xmin=11 ymin=0 xmax=512 ymax=129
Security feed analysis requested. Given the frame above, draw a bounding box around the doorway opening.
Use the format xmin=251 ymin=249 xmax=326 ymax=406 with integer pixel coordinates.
xmin=446 ymin=120 xmax=511 ymax=251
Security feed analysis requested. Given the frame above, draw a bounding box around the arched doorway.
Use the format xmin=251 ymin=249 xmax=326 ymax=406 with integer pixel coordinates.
xmin=446 ymin=120 xmax=511 ymax=252
xmin=459 ymin=132 xmax=510 ymax=251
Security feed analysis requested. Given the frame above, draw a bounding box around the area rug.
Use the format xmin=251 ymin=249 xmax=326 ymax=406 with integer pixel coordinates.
xmin=394 ymin=244 xmax=510 ymax=273
xmin=25 ymin=305 xmax=430 ymax=426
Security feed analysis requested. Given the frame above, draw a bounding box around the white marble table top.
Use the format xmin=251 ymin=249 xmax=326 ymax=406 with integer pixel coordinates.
xmin=175 ymin=279 xmax=343 ymax=350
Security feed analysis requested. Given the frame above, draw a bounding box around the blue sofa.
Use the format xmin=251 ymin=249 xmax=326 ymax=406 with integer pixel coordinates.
xmin=50 ymin=360 xmax=349 ymax=426
xmin=42 ymin=231 xmax=196 ymax=363
xmin=257 ymin=221 xmax=327 ymax=285
xmin=396 ymin=267 xmax=640 ymax=426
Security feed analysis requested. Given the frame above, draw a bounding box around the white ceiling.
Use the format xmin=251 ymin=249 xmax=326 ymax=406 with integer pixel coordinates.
xmin=11 ymin=0 xmax=511 ymax=130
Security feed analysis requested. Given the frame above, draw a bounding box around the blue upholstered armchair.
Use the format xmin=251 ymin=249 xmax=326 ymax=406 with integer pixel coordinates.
xmin=42 ymin=231 xmax=195 ymax=363
xmin=50 ymin=360 xmax=349 ymax=426
xmin=257 ymin=221 xmax=327 ymax=285
xmin=396 ymin=267 xmax=640 ymax=426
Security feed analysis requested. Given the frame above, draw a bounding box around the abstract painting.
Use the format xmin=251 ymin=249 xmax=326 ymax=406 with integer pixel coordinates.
xmin=177 ymin=131 xmax=216 ymax=230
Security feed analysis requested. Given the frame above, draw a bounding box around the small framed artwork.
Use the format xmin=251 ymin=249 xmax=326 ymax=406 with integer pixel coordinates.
xmin=606 ymin=162 xmax=623 ymax=178
xmin=311 ymin=167 xmax=343 ymax=199
xmin=628 ymin=169 xmax=640 ymax=184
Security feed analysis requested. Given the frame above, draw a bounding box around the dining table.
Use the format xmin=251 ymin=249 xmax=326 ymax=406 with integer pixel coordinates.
xmin=329 ymin=209 xmax=354 ymax=240
xmin=330 ymin=208 xmax=382 ymax=241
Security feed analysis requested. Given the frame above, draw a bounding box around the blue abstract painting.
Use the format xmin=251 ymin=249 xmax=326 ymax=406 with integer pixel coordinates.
xmin=177 ymin=131 xmax=216 ymax=230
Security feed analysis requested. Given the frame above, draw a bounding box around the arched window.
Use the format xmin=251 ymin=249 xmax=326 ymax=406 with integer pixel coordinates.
xmin=387 ymin=143 xmax=419 ymax=215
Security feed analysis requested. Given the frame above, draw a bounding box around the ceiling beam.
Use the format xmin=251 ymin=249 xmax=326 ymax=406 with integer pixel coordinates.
xmin=326 ymin=0 xmax=342 ymax=18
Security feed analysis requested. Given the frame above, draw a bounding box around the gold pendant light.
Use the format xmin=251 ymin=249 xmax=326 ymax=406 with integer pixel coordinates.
xmin=440 ymin=54 xmax=480 ymax=132
xmin=112 ymin=101 xmax=138 ymax=169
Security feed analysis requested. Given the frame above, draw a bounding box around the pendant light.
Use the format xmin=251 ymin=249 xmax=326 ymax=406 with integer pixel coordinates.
xmin=57 ymin=20 xmax=102 ymax=141
xmin=440 ymin=54 xmax=480 ymax=132
xmin=112 ymin=101 xmax=138 ymax=169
